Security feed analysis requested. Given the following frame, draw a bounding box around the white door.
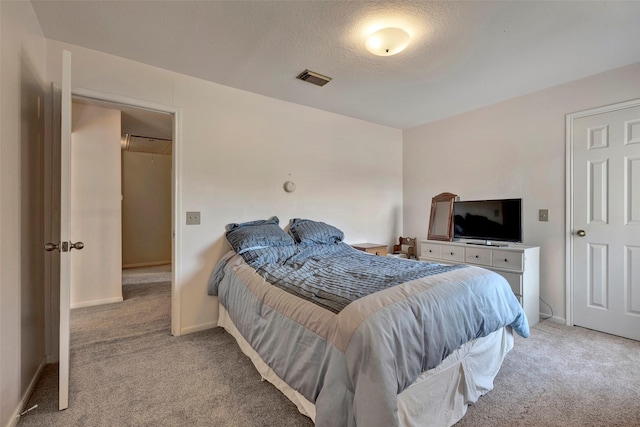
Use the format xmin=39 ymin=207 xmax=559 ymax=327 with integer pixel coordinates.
xmin=569 ymin=100 xmax=640 ymax=341
xmin=45 ymin=50 xmax=81 ymax=410
xmin=59 ymin=49 xmax=73 ymax=411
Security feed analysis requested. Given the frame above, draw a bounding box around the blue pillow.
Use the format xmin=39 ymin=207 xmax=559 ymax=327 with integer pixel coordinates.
xmin=287 ymin=218 xmax=344 ymax=246
xmin=225 ymin=216 xmax=295 ymax=254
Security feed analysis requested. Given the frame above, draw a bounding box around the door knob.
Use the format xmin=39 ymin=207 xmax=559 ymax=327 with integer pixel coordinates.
xmin=44 ymin=241 xmax=84 ymax=252
xmin=576 ymin=230 xmax=586 ymax=237
xmin=44 ymin=242 xmax=59 ymax=252
xmin=70 ymin=241 xmax=84 ymax=250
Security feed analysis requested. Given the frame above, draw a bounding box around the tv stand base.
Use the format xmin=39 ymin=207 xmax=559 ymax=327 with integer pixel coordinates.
xmin=465 ymin=241 xmax=509 ymax=247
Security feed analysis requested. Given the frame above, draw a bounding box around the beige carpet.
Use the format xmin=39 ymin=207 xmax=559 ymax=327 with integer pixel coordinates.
xmin=122 ymin=264 xmax=171 ymax=286
xmin=18 ymin=281 xmax=640 ymax=426
xmin=458 ymin=321 xmax=640 ymax=426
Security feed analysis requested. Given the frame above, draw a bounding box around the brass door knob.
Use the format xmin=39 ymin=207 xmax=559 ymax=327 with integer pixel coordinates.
xmin=44 ymin=242 xmax=59 ymax=252
xmin=576 ymin=230 xmax=586 ymax=237
xmin=70 ymin=241 xmax=85 ymax=250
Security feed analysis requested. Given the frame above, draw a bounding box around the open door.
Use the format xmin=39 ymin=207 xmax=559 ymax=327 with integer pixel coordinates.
xmin=58 ymin=49 xmax=73 ymax=411
xmin=44 ymin=50 xmax=83 ymax=410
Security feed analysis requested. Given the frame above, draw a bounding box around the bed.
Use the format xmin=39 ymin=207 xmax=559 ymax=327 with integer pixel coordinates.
xmin=208 ymin=217 xmax=529 ymax=427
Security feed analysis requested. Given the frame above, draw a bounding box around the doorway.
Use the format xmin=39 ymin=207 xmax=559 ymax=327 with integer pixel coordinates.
xmin=566 ymin=98 xmax=640 ymax=341
xmin=69 ymin=98 xmax=173 ymax=314
xmin=47 ymin=63 xmax=182 ymax=408
xmin=70 ymin=88 xmax=181 ymax=336
xmin=119 ymin=109 xmax=173 ymax=295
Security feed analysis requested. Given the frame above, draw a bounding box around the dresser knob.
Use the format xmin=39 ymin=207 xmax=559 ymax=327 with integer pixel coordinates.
xmin=475 ymin=255 xmax=479 ymax=258
xmin=450 ymin=252 xmax=454 ymax=255
xmin=504 ymin=258 xmax=508 ymax=262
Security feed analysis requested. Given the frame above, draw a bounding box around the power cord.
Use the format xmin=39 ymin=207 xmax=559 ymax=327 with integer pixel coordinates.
xmin=539 ymin=296 xmax=553 ymax=320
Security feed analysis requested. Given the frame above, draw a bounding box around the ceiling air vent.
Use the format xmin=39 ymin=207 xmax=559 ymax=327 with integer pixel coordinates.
xmin=296 ymin=69 xmax=332 ymax=87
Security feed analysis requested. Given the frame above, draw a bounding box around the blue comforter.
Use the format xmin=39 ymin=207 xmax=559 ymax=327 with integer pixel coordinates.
xmin=209 ymin=244 xmax=529 ymax=427
xmin=255 ymin=243 xmax=467 ymax=313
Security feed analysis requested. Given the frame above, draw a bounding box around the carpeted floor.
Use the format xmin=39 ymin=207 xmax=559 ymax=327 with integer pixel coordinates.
xmin=19 ymin=279 xmax=312 ymax=427
xmin=18 ymin=279 xmax=640 ymax=426
xmin=457 ymin=321 xmax=640 ymax=426
xmin=121 ymin=264 xmax=171 ymax=286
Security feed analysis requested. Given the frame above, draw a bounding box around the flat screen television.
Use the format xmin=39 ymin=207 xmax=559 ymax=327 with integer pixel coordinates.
xmin=453 ymin=198 xmax=522 ymax=244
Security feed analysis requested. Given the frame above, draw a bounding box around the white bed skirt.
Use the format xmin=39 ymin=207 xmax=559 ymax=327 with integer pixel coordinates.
xmin=217 ymin=304 xmax=514 ymax=427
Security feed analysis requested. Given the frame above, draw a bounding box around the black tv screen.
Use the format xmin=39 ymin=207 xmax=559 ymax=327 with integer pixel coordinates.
xmin=453 ymin=199 xmax=522 ymax=243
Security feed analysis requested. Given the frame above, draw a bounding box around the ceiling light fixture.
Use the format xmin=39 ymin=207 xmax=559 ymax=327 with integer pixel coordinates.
xmin=365 ymin=27 xmax=410 ymax=56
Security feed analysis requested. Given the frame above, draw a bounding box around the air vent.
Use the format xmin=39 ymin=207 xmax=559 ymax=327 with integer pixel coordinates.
xmin=296 ymin=69 xmax=332 ymax=87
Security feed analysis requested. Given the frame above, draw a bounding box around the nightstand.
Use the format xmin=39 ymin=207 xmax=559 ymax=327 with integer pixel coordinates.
xmin=351 ymin=243 xmax=388 ymax=256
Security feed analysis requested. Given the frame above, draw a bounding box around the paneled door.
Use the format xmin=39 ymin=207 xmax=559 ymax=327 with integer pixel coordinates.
xmin=45 ymin=50 xmax=78 ymax=410
xmin=569 ymin=99 xmax=640 ymax=341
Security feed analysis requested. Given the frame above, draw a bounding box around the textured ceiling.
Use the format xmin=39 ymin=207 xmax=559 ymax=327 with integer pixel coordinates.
xmin=31 ymin=1 xmax=640 ymax=129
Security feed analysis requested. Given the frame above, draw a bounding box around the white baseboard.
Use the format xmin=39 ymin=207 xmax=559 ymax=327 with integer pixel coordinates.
xmin=539 ymin=313 xmax=566 ymax=325
xmin=548 ymin=315 xmax=566 ymax=324
xmin=71 ymin=296 xmax=123 ymax=309
xmin=123 ymin=261 xmax=171 ymax=269
xmin=179 ymin=321 xmax=217 ymax=336
xmin=10 ymin=357 xmax=47 ymax=427
xmin=7 ymin=399 xmax=21 ymax=427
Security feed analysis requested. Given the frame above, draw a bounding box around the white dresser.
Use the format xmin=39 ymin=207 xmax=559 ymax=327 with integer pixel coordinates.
xmin=419 ymin=240 xmax=540 ymax=326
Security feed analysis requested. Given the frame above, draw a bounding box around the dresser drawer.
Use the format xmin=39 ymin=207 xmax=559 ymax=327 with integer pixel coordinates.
xmin=491 ymin=250 xmax=524 ymax=271
xmin=439 ymin=245 xmax=464 ymax=262
xmin=465 ymin=247 xmax=491 ymax=266
xmin=421 ymin=242 xmax=441 ymax=259
xmin=499 ymin=271 xmax=523 ymax=297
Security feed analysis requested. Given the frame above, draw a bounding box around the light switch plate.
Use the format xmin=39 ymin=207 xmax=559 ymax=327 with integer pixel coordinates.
xmin=186 ymin=211 xmax=200 ymax=225
xmin=538 ymin=209 xmax=549 ymax=222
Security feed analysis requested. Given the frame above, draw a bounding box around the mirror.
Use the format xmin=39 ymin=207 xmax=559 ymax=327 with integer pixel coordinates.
xmin=427 ymin=192 xmax=457 ymax=241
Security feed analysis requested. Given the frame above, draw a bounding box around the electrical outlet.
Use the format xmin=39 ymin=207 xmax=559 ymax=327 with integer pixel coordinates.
xmin=186 ymin=211 xmax=200 ymax=225
xmin=539 ymin=209 xmax=549 ymax=222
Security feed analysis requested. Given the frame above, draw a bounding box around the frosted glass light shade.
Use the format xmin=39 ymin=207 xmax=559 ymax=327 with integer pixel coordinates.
xmin=365 ymin=27 xmax=410 ymax=56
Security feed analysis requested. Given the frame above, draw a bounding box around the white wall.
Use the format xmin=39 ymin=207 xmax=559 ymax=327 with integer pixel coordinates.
xmin=45 ymin=40 xmax=404 ymax=334
xmin=70 ymin=103 xmax=122 ymax=308
xmin=403 ymin=61 xmax=640 ymax=323
xmin=0 ymin=1 xmax=47 ymax=426
xmin=122 ymin=150 xmax=172 ymax=268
